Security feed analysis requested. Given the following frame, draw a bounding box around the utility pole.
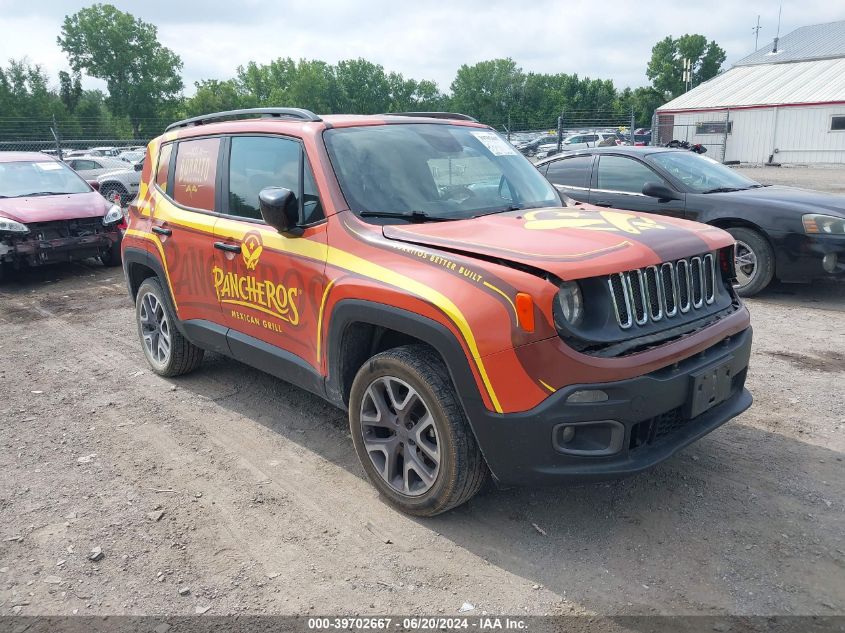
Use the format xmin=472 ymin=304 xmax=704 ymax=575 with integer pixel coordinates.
xmin=753 ymin=15 xmax=762 ymax=50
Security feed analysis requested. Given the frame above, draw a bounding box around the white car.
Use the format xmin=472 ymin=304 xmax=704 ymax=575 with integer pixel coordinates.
xmin=65 ymin=155 xmax=140 ymax=205
xmin=535 ymin=132 xmax=621 ymax=158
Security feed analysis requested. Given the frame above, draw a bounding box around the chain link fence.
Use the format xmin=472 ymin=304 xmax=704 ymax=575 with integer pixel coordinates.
xmin=651 ymin=110 xmax=731 ymax=162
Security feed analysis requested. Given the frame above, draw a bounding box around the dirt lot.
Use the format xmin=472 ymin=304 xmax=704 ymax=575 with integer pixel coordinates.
xmin=1 ymin=261 xmax=843 ymax=615
xmin=734 ymin=165 xmax=845 ymax=194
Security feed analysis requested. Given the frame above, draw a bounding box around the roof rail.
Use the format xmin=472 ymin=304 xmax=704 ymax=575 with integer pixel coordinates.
xmin=165 ymin=107 xmax=322 ymax=132
xmin=385 ymin=111 xmax=478 ymax=122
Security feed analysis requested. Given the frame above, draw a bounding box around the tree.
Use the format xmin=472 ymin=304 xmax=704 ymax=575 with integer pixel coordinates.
xmin=58 ymin=70 xmax=82 ymax=112
xmin=57 ymin=4 xmax=183 ymax=137
xmin=450 ymin=58 xmax=525 ymax=128
xmin=646 ymin=34 xmax=726 ymax=100
xmin=616 ymin=86 xmax=666 ymax=128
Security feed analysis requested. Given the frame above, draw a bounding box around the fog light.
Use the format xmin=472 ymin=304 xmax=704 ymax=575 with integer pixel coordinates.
xmin=559 ymin=425 xmax=576 ymax=444
xmin=566 ymin=389 xmax=609 ymax=403
xmin=822 ymin=253 xmax=838 ymax=273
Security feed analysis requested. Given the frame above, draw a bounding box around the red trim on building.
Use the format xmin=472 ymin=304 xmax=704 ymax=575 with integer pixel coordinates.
xmin=657 ymin=100 xmax=845 ymax=114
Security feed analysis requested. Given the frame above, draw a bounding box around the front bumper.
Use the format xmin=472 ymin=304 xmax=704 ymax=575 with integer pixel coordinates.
xmin=3 ymin=230 xmax=120 ymax=266
xmin=775 ymin=233 xmax=845 ymax=282
xmin=470 ymin=327 xmax=753 ymax=486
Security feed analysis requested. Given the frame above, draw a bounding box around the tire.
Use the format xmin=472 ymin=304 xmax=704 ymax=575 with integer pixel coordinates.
xmin=100 ymin=183 xmax=128 ymax=206
xmin=349 ymin=344 xmax=488 ymax=516
xmin=726 ymin=227 xmax=775 ymax=297
xmin=135 ymin=277 xmax=203 ymax=377
xmin=100 ymin=239 xmax=122 ymax=267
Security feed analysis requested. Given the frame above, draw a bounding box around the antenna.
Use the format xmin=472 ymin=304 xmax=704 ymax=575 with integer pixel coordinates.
xmin=753 ymin=15 xmax=762 ymax=50
xmin=682 ymin=57 xmax=692 ymax=92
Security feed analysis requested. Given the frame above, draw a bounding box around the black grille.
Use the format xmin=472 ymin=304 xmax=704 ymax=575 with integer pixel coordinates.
xmin=29 ymin=218 xmax=105 ymax=240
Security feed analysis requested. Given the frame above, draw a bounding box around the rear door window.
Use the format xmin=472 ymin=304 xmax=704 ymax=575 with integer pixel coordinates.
xmin=545 ymin=155 xmax=593 ymax=188
xmin=173 ymin=137 xmax=220 ymax=211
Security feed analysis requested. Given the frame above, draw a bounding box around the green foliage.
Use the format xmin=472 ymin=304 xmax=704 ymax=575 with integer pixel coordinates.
xmin=646 ymin=34 xmax=726 ymax=100
xmin=57 ymin=3 xmax=183 ymax=137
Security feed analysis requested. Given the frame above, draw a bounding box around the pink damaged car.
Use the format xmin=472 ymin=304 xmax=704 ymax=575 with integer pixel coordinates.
xmin=0 ymin=152 xmax=124 ymax=282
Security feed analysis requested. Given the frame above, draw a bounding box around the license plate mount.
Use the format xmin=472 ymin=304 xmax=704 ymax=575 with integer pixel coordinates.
xmin=687 ymin=356 xmax=734 ymax=419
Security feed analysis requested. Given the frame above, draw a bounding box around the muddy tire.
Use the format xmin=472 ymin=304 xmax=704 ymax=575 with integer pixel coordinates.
xmin=135 ymin=277 xmax=203 ymax=377
xmin=349 ymin=344 xmax=488 ymax=516
xmin=727 ymin=227 xmax=774 ymax=297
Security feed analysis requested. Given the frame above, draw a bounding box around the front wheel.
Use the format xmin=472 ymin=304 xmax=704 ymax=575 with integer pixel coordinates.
xmin=348 ymin=345 xmax=488 ymax=516
xmin=726 ymin=227 xmax=774 ymax=297
xmin=135 ymin=277 xmax=204 ymax=377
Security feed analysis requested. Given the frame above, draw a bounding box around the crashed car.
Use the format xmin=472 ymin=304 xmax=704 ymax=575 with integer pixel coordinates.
xmin=0 ymin=152 xmax=124 ymax=281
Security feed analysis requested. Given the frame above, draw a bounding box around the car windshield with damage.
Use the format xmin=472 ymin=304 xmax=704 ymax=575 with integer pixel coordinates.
xmin=0 ymin=160 xmax=91 ymax=198
xmin=324 ymin=124 xmax=560 ymax=221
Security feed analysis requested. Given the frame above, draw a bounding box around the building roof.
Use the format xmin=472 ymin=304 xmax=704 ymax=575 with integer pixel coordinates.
xmin=657 ymin=57 xmax=845 ymax=112
xmin=735 ymin=19 xmax=845 ymax=66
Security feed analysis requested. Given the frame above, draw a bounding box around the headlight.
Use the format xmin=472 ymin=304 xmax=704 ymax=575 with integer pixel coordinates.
xmin=803 ymin=214 xmax=845 ymax=235
xmin=103 ymin=204 xmax=124 ymax=226
xmin=0 ymin=216 xmax=29 ymax=233
xmin=556 ymin=281 xmax=583 ymax=326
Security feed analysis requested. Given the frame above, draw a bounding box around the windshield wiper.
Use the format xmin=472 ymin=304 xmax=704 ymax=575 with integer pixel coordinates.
xmin=474 ymin=203 xmax=544 ymax=217
xmin=18 ymin=191 xmax=66 ymax=197
xmin=701 ymin=186 xmax=748 ymax=194
xmin=359 ymin=210 xmax=459 ymax=223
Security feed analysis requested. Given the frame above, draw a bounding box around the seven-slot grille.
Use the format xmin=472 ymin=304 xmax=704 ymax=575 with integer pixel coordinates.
xmin=608 ymin=254 xmax=717 ymax=329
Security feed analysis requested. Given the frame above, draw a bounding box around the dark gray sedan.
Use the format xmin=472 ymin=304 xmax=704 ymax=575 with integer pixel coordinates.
xmin=536 ymin=147 xmax=845 ymax=296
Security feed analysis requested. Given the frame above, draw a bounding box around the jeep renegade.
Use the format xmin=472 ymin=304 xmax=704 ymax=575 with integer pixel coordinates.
xmin=122 ymin=108 xmax=752 ymax=516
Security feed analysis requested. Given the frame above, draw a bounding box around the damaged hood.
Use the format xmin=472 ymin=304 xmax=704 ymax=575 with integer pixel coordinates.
xmin=381 ymin=206 xmax=734 ymax=280
xmin=0 ymin=192 xmax=110 ymax=224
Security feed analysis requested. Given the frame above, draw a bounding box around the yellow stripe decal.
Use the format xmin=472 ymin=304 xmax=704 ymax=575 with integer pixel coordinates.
xmin=132 ymin=215 xmax=503 ymax=413
xmin=315 ymin=278 xmax=336 ymax=362
xmin=539 ymin=379 xmax=556 ymax=393
xmin=124 ymin=228 xmax=179 ymax=311
xmin=483 ymin=281 xmax=518 ymax=322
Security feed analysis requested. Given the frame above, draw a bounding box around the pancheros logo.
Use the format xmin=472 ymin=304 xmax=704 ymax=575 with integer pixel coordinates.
xmin=241 ymin=233 xmax=263 ymax=270
xmin=211 ymin=232 xmax=300 ymax=325
xmin=523 ymin=209 xmax=668 ymax=235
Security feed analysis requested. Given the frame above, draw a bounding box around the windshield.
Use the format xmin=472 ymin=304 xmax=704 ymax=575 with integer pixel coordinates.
xmin=324 ymin=124 xmax=560 ymax=220
xmin=0 ymin=160 xmax=91 ymax=198
xmin=651 ymin=151 xmax=759 ymax=193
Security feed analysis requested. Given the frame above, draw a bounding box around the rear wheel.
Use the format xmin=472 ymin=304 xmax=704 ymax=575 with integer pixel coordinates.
xmin=349 ymin=345 xmax=488 ymax=516
xmin=100 ymin=183 xmax=128 ymax=206
xmin=726 ymin=227 xmax=774 ymax=297
xmin=135 ymin=277 xmax=203 ymax=377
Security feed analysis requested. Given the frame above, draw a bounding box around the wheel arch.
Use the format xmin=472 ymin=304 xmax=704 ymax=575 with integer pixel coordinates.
xmin=325 ymin=300 xmax=486 ymax=425
xmin=708 ymin=218 xmax=778 ymax=270
xmin=122 ymin=247 xmax=188 ymax=338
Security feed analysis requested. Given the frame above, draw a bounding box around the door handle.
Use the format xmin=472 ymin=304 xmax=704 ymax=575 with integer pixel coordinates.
xmin=151 ymin=226 xmax=172 ymax=236
xmin=593 ymin=201 xmax=613 ymax=208
xmin=214 ymin=241 xmax=242 ymax=253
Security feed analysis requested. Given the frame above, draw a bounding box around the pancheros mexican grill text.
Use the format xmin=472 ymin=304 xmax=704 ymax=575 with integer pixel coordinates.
xmin=212 ymin=266 xmax=300 ymax=325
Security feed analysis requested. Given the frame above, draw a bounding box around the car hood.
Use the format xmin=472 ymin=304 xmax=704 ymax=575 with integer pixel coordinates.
xmin=713 ymin=185 xmax=845 ymax=216
xmin=99 ymin=168 xmax=139 ymax=181
xmin=381 ymin=205 xmax=733 ymax=281
xmin=0 ymin=192 xmax=109 ymax=224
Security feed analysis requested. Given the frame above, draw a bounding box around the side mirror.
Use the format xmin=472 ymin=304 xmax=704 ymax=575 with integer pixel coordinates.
xmin=133 ymin=162 xmax=143 ymax=172
xmin=259 ymin=187 xmax=299 ymax=234
xmin=87 ymin=180 xmax=101 ymax=191
xmin=642 ymin=181 xmax=681 ymax=201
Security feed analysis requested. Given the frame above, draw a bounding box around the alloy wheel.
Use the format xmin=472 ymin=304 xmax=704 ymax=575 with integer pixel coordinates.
xmin=734 ymin=240 xmax=758 ymax=289
xmin=359 ymin=376 xmax=440 ymax=497
xmin=139 ymin=292 xmax=171 ymax=365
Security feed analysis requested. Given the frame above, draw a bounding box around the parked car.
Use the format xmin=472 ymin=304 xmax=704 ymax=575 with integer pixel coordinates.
xmin=536 ymin=147 xmax=845 ymax=295
xmin=536 ymin=132 xmax=621 ymax=159
xmin=122 ymin=108 xmax=752 ymax=515
xmin=86 ymin=146 xmax=121 ymax=157
xmin=0 ymin=152 xmax=124 ymax=280
xmin=65 ymin=155 xmax=140 ymax=204
xmin=516 ymin=134 xmax=560 ymax=156
xmin=117 ymin=149 xmax=145 ymax=164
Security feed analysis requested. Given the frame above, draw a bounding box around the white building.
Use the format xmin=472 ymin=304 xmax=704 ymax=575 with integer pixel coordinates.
xmin=655 ymin=20 xmax=845 ymax=164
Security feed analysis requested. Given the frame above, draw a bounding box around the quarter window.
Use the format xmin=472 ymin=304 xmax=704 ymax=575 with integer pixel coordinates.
xmin=545 ymin=155 xmax=592 ymax=188
xmin=155 ymin=144 xmax=172 ymax=193
xmin=596 ymin=155 xmax=662 ymax=194
xmin=173 ymin=137 xmax=220 ymax=211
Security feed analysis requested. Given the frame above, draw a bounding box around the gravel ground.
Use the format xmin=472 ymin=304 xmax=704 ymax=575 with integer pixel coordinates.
xmin=733 ymin=165 xmax=845 ymax=194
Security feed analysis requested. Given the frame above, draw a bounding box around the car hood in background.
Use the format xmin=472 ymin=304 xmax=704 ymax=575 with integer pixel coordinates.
xmin=706 ymin=185 xmax=845 ymax=217
xmin=381 ymin=205 xmax=733 ymax=280
xmin=0 ymin=192 xmax=108 ymax=223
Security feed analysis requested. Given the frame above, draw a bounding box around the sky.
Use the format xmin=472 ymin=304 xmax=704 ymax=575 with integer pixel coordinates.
xmin=1 ymin=0 xmax=843 ymax=96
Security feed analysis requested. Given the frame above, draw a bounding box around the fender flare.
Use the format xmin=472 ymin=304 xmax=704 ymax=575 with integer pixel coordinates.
xmin=324 ymin=299 xmax=487 ymax=425
xmin=122 ymin=246 xmax=189 ymax=339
